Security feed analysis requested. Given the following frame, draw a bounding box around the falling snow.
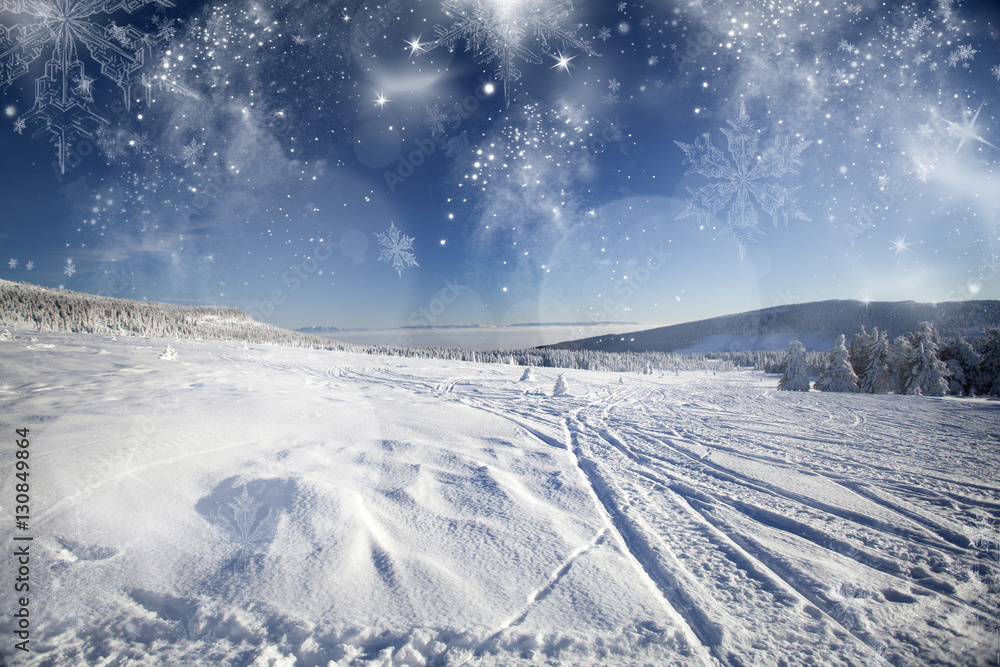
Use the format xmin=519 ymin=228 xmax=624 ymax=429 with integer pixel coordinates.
xmin=425 ymin=0 xmax=600 ymax=105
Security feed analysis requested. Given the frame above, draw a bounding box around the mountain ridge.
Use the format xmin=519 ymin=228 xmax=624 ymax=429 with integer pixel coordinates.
xmin=541 ymin=299 xmax=999 ymax=353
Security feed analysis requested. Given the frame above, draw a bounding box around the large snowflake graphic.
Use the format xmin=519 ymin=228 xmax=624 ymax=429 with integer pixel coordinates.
xmin=214 ymin=485 xmax=280 ymax=574
xmin=674 ymin=101 xmax=812 ymax=259
xmin=425 ymin=0 xmax=600 ymax=106
xmin=0 ymin=0 xmax=175 ymax=174
xmin=376 ymin=221 xmax=419 ymax=277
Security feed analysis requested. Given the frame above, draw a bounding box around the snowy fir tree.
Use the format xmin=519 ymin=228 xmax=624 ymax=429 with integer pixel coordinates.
xmin=939 ymin=338 xmax=980 ymax=396
xmin=815 ymin=335 xmax=859 ymax=393
xmin=887 ymin=335 xmax=913 ymax=394
xmin=553 ymin=374 xmax=569 ymax=396
xmin=777 ymin=340 xmax=810 ymax=391
xmin=977 ymin=330 xmax=1000 ymax=397
xmin=902 ymin=322 xmax=949 ymax=397
xmin=520 ymin=366 xmax=535 ymax=381
xmin=848 ymin=326 xmax=874 ymax=390
xmin=861 ymin=330 xmax=890 ymax=394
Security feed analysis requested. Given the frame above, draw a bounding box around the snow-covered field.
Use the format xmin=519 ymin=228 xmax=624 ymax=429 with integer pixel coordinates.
xmin=0 ymin=330 xmax=997 ymax=666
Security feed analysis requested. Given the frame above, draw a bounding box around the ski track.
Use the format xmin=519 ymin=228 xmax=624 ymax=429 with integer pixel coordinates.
xmin=405 ymin=367 xmax=997 ymax=665
xmin=3 ymin=337 xmax=998 ymax=666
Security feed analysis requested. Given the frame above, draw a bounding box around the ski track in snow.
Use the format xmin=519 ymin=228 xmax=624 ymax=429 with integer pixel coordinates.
xmin=0 ymin=330 xmax=998 ymax=666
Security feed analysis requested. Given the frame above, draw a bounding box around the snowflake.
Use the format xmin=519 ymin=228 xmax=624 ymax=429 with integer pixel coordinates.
xmin=913 ymin=51 xmax=929 ymax=66
xmin=598 ymin=26 xmax=611 ymax=41
xmin=180 ymin=138 xmax=204 ymax=165
xmin=129 ymin=132 xmax=152 ymax=156
xmin=424 ymin=104 xmax=449 ymax=135
xmin=837 ymin=39 xmax=855 ymax=53
xmin=376 ymin=222 xmax=419 ymax=276
xmin=26 ymin=261 xmax=34 ymax=271
xmin=107 ymin=22 xmax=133 ymax=48
xmin=993 ymin=64 xmax=1000 ymax=81
xmin=674 ymin=100 xmax=812 ymax=259
xmin=846 ymin=4 xmax=862 ymax=15
xmin=7 ymin=258 xmax=16 ymax=269
xmin=292 ymin=35 xmax=307 ymax=45
xmin=640 ymin=16 xmax=652 ymax=29
xmin=12 ymin=117 xmax=26 ymax=134
xmin=214 ymin=485 xmax=280 ymax=574
xmin=948 ymin=44 xmax=977 ymax=67
xmin=746 ymin=81 xmax=762 ymax=97
xmin=907 ymin=16 xmax=930 ymax=42
xmin=607 ymin=77 xmax=621 ymax=93
xmin=916 ymin=124 xmax=934 ymax=139
xmin=648 ymin=55 xmax=659 ymax=66
xmin=64 ymin=260 xmax=76 ymax=277
xmin=617 ymin=2 xmax=626 ymax=11
xmin=151 ymin=15 xmax=177 ymax=42
xmin=0 ymin=0 xmax=176 ymax=174
xmin=834 ymin=68 xmax=849 ymax=84
xmin=929 ymin=61 xmax=939 ymax=71
xmin=425 ymin=0 xmax=600 ymax=105
xmin=602 ymin=91 xmax=620 ymax=106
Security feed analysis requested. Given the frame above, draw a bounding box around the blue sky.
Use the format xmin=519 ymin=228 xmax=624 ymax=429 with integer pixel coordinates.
xmin=1 ymin=0 xmax=998 ymax=330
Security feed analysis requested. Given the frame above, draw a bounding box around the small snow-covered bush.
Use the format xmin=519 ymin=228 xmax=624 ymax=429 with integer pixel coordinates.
xmin=0 ymin=329 xmax=13 ymax=341
xmin=553 ymin=374 xmax=569 ymax=396
xmin=520 ymin=366 xmax=535 ymax=381
xmin=159 ymin=344 xmax=178 ymax=361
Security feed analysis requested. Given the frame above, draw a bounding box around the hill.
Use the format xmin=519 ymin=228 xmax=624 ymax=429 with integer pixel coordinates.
xmin=0 ymin=279 xmax=355 ymax=350
xmin=542 ymin=299 xmax=1000 ymax=353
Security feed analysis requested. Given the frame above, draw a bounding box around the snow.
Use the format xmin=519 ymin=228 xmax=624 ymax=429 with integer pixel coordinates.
xmin=1 ymin=330 xmax=997 ymax=666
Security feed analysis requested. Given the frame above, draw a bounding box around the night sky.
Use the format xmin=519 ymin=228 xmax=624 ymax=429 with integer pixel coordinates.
xmin=1 ymin=0 xmax=998 ymax=331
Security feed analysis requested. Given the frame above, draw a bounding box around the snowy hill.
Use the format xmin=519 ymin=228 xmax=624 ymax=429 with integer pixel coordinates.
xmin=0 ymin=329 xmax=996 ymax=666
xmin=0 ymin=279 xmax=355 ymax=351
xmin=543 ymin=299 xmax=1000 ymax=353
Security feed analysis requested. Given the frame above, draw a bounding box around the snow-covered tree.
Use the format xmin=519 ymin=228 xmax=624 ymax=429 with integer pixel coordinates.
xmin=815 ymin=334 xmax=859 ymax=393
xmin=887 ymin=335 xmax=913 ymax=394
xmin=553 ymin=373 xmax=569 ymax=396
xmin=159 ymin=344 xmax=178 ymax=361
xmin=861 ymin=330 xmax=890 ymax=394
xmin=520 ymin=366 xmax=535 ymax=381
xmin=977 ymin=330 xmax=1000 ymax=397
xmin=940 ymin=337 xmax=980 ymax=396
xmin=777 ymin=340 xmax=810 ymax=391
xmin=848 ymin=326 xmax=874 ymax=390
xmin=902 ymin=322 xmax=949 ymax=397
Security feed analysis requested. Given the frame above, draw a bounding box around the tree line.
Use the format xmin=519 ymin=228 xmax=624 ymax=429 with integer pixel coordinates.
xmin=778 ymin=322 xmax=998 ymax=396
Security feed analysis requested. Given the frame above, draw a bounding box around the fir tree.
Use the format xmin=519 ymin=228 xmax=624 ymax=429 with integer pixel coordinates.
xmin=777 ymin=340 xmax=810 ymax=391
xmin=553 ymin=374 xmax=570 ymax=396
xmin=848 ymin=326 xmax=874 ymax=390
xmin=887 ymin=335 xmax=913 ymax=394
xmin=815 ymin=334 xmax=860 ymax=393
xmin=940 ymin=337 xmax=980 ymax=396
xmin=861 ymin=330 xmax=890 ymax=394
xmin=520 ymin=366 xmax=535 ymax=381
xmin=978 ymin=330 xmax=1000 ymax=397
xmin=902 ymin=322 xmax=949 ymax=397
